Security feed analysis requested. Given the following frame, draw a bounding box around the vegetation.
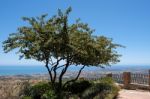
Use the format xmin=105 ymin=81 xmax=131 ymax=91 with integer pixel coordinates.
xmin=81 ymin=78 xmax=119 ymax=99
xmin=3 ymin=7 xmax=122 ymax=96
xmin=22 ymin=77 xmax=119 ymax=99
xmin=23 ymin=82 xmax=51 ymax=99
xmin=64 ymin=80 xmax=91 ymax=94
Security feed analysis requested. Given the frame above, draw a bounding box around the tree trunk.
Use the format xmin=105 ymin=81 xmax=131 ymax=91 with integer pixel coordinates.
xmin=58 ymin=62 xmax=69 ymax=92
xmin=45 ymin=59 xmax=55 ymax=89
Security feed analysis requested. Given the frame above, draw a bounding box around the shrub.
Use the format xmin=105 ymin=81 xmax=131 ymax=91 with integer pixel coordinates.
xmin=81 ymin=77 xmax=119 ymax=99
xmin=23 ymin=82 xmax=62 ymax=99
xmin=24 ymin=82 xmax=51 ymax=99
xmin=64 ymin=80 xmax=91 ymax=94
xmin=30 ymin=82 xmax=50 ymax=98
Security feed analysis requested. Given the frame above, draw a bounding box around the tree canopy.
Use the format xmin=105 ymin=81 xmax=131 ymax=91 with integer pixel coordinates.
xmin=3 ymin=7 xmax=122 ymax=91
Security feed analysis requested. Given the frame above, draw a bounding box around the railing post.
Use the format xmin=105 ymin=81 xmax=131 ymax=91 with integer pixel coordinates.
xmin=123 ymin=72 xmax=131 ymax=88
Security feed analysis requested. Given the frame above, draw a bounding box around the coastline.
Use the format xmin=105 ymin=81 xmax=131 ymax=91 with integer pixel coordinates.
xmin=0 ymin=65 xmax=150 ymax=76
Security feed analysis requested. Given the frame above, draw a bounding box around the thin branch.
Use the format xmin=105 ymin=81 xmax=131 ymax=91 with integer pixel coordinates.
xmin=50 ymin=57 xmax=64 ymax=82
xmin=50 ymin=58 xmax=63 ymax=71
xmin=56 ymin=64 xmax=66 ymax=69
xmin=63 ymin=65 xmax=85 ymax=88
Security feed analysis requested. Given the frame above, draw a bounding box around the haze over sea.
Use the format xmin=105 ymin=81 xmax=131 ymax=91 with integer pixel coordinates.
xmin=0 ymin=65 xmax=150 ymax=76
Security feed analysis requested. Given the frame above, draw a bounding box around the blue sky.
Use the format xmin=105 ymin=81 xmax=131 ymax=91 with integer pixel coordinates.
xmin=0 ymin=0 xmax=150 ymax=66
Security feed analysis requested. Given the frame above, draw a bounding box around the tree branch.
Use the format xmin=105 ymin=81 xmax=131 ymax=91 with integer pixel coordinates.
xmin=50 ymin=58 xmax=63 ymax=83
xmin=56 ymin=64 xmax=66 ymax=69
xmin=63 ymin=65 xmax=85 ymax=88
xmin=45 ymin=59 xmax=53 ymax=82
xmin=50 ymin=58 xmax=63 ymax=71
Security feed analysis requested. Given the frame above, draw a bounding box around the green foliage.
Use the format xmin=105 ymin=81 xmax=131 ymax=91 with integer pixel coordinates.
xmin=23 ymin=82 xmax=62 ymax=99
xmin=3 ymin=7 xmax=121 ymax=66
xmin=64 ymin=80 xmax=91 ymax=94
xmin=25 ymin=82 xmax=51 ymax=99
xmin=23 ymin=79 xmax=119 ymax=99
xmin=81 ymin=77 xmax=119 ymax=99
xmin=41 ymin=90 xmax=57 ymax=99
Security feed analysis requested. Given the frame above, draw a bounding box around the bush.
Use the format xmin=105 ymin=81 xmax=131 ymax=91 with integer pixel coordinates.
xmin=81 ymin=77 xmax=119 ymax=99
xmin=64 ymin=80 xmax=91 ymax=94
xmin=23 ymin=82 xmax=61 ymax=99
xmin=30 ymin=82 xmax=50 ymax=99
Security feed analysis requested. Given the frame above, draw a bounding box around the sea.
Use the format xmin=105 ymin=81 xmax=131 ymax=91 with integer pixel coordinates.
xmin=0 ymin=65 xmax=150 ymax=76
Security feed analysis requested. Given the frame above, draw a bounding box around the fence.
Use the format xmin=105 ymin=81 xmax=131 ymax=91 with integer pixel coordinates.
xmin=109 ymin=70 xmax=150 ymax=89
xmin=131 ymin=73 xmax=149 ymax=85
xmin=112 ymin=74 xmax=123 ymax=83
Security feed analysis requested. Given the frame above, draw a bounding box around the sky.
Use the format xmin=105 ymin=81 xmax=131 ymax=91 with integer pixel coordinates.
xmin=0 ymin=0 xmax=150 ymax=66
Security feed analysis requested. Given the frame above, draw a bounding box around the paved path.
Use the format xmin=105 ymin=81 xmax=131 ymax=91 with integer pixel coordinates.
xmin=117 ymin=89 xmax=150 ymax=99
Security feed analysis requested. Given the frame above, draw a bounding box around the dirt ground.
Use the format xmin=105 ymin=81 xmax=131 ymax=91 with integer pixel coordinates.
xmin=117 ymin=89 xmax=150 ymax=99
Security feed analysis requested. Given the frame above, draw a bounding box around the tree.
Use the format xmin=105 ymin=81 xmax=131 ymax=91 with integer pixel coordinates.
xmin=3 ymin=7 xmax=122 ymax=92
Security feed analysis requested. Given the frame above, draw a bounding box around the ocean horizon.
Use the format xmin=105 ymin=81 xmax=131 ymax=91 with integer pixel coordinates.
xmin=0 ymin=65 xmax=150 ymax=76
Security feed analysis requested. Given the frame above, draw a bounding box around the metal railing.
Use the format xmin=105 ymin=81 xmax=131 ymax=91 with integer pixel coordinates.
xmin=112 ymin=74 xmax=123 ymax=84
xmin=131 ymin=73 xmax=149 ymax=85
